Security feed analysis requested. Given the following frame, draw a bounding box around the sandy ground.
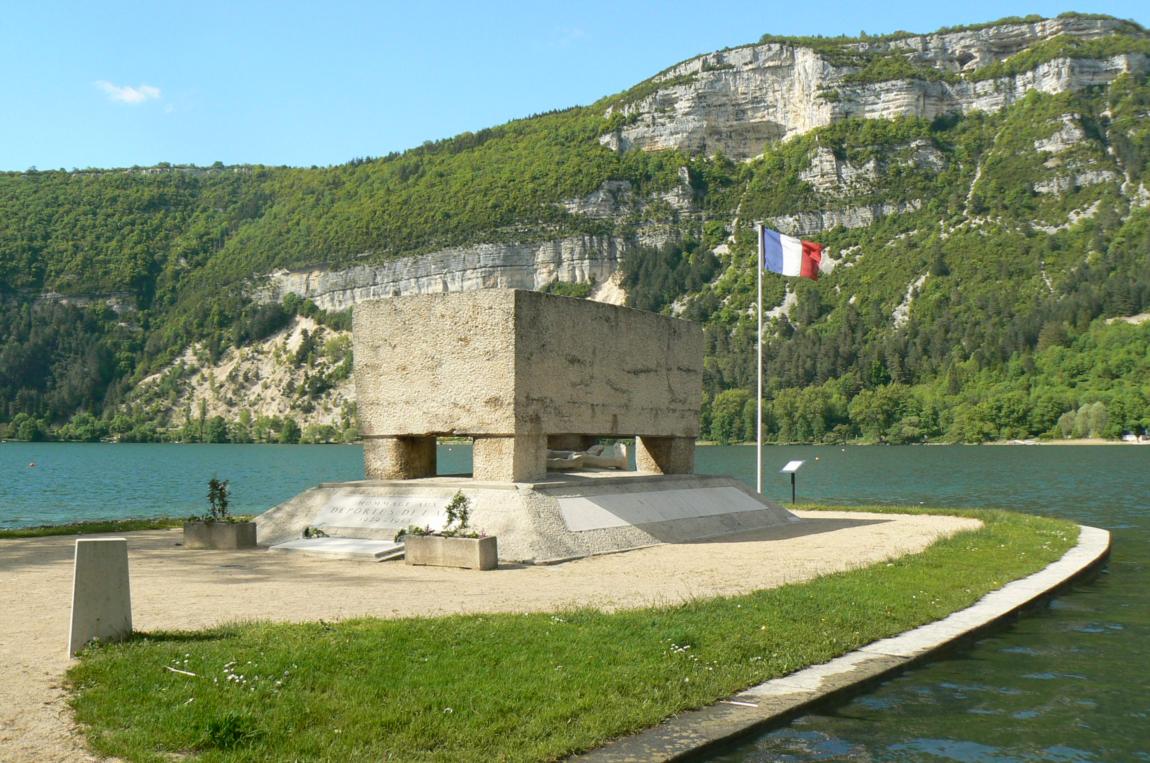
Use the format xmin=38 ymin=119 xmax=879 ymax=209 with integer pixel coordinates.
xmin=0 ymin=510 xmax=979 ymax=762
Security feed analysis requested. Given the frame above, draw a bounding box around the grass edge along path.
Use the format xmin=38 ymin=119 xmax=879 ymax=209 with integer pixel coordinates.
xmin=67 ymin=506 xmax=1078 ymax=762
xmin=0 ymin=516 xmax=256 ymax=538
xmin=0 ymin=517 xmax=184 ymax=538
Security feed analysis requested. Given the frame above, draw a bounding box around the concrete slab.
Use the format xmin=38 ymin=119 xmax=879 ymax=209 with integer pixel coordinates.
xmin=269 ymin=538 xmax=406 ymax=562
xmin=573 ymin=523 xmax=1111 ymax=762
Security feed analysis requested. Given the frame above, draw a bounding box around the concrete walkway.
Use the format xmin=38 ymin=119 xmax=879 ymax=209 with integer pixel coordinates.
xmin=574 ymin=525 xmax=1111 ymax=762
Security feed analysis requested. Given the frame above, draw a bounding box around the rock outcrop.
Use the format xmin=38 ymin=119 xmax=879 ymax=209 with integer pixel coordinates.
xmin=260 ymin=235 xmax=639 ymax=312
xmin=606 ymin=17 xmax=1148 ymax=160
xmin=769 ymin=200 xmax=923 ymax=237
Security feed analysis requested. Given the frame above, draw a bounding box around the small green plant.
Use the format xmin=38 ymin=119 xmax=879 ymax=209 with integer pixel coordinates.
xmin=208 ymin=477 xmax=230 ymax=521
xmin=394 ymin=491 xmax=481 ymax=541
xmin=301 ymin=526 xmax=328 ymax=539
xmin=201 ymin=712 xmax=256 ymax=750
xmin=394 ymin=524 xmax=432 ymax=542
xmin=443 ymin=491 xmax=472 ymax=535
xmin=189 ymin=477 xmax=233 ymax=523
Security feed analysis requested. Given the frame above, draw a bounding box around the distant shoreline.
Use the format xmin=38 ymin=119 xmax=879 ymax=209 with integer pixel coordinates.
xmin=994 ymin=437 xmax=1149 ymax=446
xmin=697 ymin=438 xmax=1148 ymax=447
xmin=4 ymin=437 xmax=1147 ymax=447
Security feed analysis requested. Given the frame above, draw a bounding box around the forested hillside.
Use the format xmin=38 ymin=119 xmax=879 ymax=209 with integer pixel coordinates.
xmin=2 ymin=13 xmax=1149 ymax=444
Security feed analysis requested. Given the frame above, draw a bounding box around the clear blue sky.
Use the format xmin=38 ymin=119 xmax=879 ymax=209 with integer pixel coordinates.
xmin=3 ymin=1 xmax=1146 ymax=171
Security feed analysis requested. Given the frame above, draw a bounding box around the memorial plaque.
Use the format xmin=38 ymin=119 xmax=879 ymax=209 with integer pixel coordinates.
xmin=312 ymin=494 xmax=446 ymax=531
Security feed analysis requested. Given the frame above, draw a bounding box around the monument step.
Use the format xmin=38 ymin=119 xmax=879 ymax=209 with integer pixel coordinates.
xmin=269 ymin=537 xmax=405 ymax=562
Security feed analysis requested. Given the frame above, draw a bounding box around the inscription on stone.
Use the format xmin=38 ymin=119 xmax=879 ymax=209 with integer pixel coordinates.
xmin=313 ymin=495 xmax=445 ymax=530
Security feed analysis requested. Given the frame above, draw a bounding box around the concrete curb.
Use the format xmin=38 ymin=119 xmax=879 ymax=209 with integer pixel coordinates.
xmin=573 ymin=524 xmax=1111 ymax=762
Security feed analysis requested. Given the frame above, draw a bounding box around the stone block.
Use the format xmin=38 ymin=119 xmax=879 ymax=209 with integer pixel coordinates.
xmin=473 ymin=434 xmax=548 ymax=482
xmin=404 ymin=535 xmax=498 ymax=570
xmin=68 ymin=538 xmax=132 ymax=657
xmin=364 ymin=435 xmax=437 ymax=480
xmin=354 ymin=290 xmax=703 ymax=441
xmin=351 ymin=289 xmax=704 ymax=484
xmin=183 ymin=522 xmax=258 ymax=550
xmin=636 ymin=436 xmax=696 ymax=474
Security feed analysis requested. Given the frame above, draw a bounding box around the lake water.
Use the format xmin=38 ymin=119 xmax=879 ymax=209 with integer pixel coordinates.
xmin=1 ymin=442 xmax=1147 ymax=760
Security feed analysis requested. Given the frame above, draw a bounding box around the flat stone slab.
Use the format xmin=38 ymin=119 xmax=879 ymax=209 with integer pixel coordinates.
xmin=269 ymin=538 xmax=405 ymax=562
xmin=558 ymin=486 xmax=775 ymax=532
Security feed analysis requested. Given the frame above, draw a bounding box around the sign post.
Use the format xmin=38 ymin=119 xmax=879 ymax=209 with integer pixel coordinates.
xmin=780 ymin=460 xmax=805 ymax=504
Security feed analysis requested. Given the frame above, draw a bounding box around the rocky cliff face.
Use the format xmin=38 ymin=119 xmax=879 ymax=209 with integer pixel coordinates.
xmin=260 ymin=234 xmax=642 ymax=311
xmin=603 ymin=17 xmax=1147 ymax=160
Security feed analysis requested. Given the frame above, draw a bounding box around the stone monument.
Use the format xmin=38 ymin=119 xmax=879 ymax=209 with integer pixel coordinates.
xmin=258 ymin=289 xmax=795 ymax=562
xmin=355 ymin=289 xmax=701 ymax=481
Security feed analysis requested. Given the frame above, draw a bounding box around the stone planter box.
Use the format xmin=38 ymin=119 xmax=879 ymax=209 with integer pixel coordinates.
xmin=404 ymin=535 xmax=497 ymax=570
xmin=183 ymin=521 xmax=258 ymax=550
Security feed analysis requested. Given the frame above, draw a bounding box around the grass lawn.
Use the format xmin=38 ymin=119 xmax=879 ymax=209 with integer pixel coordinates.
xmin=67 ymin=506 xmax=1078 ymax=762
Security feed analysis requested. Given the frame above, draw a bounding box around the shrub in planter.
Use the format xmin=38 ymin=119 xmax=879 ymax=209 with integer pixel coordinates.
xmin=398 ymin=492 xmax=496 ymax=570
xmin=183 ymin=478 xmax=258 ymax=550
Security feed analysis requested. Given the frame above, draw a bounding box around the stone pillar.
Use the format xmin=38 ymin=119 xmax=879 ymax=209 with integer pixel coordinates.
xmin=473 ymin=435 xmax=548 ymax=482
xmin=635 ymin=436 xmax=695 ymax=475
xmin=546 ymin=434 xmax=598 ymax=451
xmin=69 ymin=538 xmax=132 ymax=658
xmin=364 ymin=435 xmax=437 ymax=480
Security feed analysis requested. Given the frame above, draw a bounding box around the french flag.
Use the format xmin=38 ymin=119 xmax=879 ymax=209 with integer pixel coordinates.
xmin=762 ymin=228 xmax=824 ymax=281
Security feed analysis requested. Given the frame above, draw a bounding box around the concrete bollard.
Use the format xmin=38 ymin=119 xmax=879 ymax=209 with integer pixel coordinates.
xmin=68 ymin=538 xmax=132 ymax=658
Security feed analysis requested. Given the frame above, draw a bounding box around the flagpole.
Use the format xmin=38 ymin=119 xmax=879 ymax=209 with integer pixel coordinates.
xmin=756 ymin=222 xmax=764 ymax=495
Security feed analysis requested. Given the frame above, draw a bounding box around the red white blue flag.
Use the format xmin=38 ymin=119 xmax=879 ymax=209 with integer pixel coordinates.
xmin=761 ymin=228 xmax=823 ymax=281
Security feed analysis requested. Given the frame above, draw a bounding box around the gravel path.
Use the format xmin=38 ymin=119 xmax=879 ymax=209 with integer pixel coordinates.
xmin=0 ymin=510 xmax=978 ymax=762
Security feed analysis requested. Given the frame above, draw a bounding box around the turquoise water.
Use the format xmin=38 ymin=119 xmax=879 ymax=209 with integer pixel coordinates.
xmin=701 ymin=445 xmax=1150 ymax=763
xmin=1 ymin=443 xmax=370 ymax=527
xmin=2 ymin=442 xmax=1148 ymax=760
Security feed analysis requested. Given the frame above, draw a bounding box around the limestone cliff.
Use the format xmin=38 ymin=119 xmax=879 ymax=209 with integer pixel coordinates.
xmin=260 ymin=234 xmax=632 ymax=312
xmin=603 ymin=17 xmax=1147 ymax=160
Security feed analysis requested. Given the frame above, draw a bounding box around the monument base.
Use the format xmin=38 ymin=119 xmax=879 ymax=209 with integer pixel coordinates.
xmin=256 ymin=473 xmax=798 ymax=564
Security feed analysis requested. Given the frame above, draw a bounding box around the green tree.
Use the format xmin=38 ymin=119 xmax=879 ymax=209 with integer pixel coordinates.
xmin=709 ymin=389 xmax=752 ymax=444
xmin=56 ymin=412 xmax=107 ymax=442
xmin=848 ymin=385 xmax=908 ymax=442
xmin=204 ymin=415 xmax=230 ymax=443
xmin=9 ymin=413 xmax=45 ymax=441
xmin=279 ymin=417 xmax=301 ymax=444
